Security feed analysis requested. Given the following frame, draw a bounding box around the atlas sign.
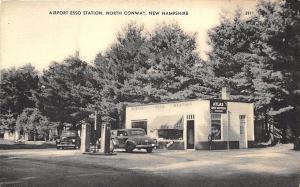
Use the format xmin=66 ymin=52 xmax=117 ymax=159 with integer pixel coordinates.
xmin=210 ymin=100 xmax=227 ymax=113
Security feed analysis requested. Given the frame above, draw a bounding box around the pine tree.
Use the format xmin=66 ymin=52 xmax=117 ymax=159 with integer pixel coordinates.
xmin=93 ymin=23 xmax=149 ymax=128
xmin=37 ymin=56 xmax=98 ymax=126
xmin=133 ymin=23 xmax=212 ymax=102
xmin=207 ymin=0 xmax=300 ymax=140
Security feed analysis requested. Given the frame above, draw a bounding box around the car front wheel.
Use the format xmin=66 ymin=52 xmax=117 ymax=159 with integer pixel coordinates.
xmin=146 ymin=148 xmax=153 ymax=153
xmin=125 ymin=142 xmax=135 ymax=153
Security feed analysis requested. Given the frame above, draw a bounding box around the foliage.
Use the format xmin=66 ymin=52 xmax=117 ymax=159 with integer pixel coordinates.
xmin=0 ymin=113 xmax=16 ymax=131
xmin=16 ymin=108 xmax=50 ymax=137
xmin=132 ymin=23 xmax=212 ymax=102
xmin=36 ymin=56 xmax=99 ymax=125
xmin=207 ymin=0 xmax=300 ymax=137
xmin=93 ymin=23 xmax=149 ymax=128
xmin=93 ymin=22 xmax=214 ymax=128
xmin=0 ymin=64 xmax=39 ymax=130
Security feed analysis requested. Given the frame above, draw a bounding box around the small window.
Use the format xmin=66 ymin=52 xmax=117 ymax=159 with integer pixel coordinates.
xmin=111 ymin=131 xmax=117 ymax=136
xmin=211 ymin=114 xmax=221 ymax=140
xmin=186 ymin=114 xmax=195 ymax=120
xmin=240 ymin=115 xmax=246 ymax=123
xmin=239 ymin=115 xmax=246 ymax=134
xmin=117 ymin=130 xmax=128 ymax=136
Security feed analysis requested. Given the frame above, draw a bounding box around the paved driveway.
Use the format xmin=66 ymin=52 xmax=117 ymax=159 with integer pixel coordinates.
xmin=0 ymin=144 xmax=299 ymax=187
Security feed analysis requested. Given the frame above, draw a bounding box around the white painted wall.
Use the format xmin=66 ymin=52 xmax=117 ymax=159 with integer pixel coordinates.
xmin=125 ymin=99 xmax=254 ymax=149
xmin=227 ymin=102 xmax=255 ymax=142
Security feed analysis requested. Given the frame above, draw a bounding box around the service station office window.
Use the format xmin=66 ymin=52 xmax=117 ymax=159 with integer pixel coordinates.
xmin=157 ymin=118 xmax=183 ymax=140
xmin=158 ymin=129 xmax=183 ymax=140
xmin=131 ymin=120 xmax=147 ymax=134
xmin=211 ymin=113 xmax=221 ymax=140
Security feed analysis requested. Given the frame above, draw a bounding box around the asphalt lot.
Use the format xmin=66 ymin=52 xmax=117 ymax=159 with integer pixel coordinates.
xmin=0 ymin=144 xmax=299 ymax=187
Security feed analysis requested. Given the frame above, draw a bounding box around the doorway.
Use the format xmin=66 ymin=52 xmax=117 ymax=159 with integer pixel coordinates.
xmin=187 ymin=120 xmax=195 ymax=149
xmin=239 ymin=115 xmax=248 ymax=148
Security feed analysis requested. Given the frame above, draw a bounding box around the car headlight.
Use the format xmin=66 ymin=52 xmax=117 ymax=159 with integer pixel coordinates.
xmin=56 ymin=139 xmax=60 ymax=143
xmin=72 ymin=139 xmax=76 ymax=143
xmin=151 ymin=144 xmax=155 ymax=146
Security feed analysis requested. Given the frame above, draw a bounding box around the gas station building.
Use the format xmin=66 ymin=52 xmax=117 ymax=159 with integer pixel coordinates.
xmin=125 ymin=99 xmax=255 ymax=150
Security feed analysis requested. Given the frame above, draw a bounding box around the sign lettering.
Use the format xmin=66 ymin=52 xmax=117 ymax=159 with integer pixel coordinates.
xmin=210 ymin=100 xmax=227 ymax=113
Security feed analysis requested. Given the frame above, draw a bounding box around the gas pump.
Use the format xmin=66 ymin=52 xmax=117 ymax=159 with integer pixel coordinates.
xmin=100 ymin=123 xmax=112 ymax=154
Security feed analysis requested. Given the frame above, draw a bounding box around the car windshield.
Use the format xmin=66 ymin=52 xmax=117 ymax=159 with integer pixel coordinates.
xmin=61 ymin=131 xmax=77 ymax=137
xmin=130 ymin=129 xmax=145 ymax=136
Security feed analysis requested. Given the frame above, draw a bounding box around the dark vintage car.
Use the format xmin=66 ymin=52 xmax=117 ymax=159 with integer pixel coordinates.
xmin=294 ymin=136 xmax=300 ymax=150
xmin=56 ymin=130 xmax=81 ymax=149
xmin=111 ymin=128 xmax=157 ymax=153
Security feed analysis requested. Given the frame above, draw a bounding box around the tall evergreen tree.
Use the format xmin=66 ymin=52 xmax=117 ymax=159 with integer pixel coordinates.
xmin=36 ymin=55 xmax=98 ymax=126
xmin=131 ymin=23 xmax=214 ymax=103
xmin=93 ymin=22 xmax=214 ymax=128
xmin=207 ymin=0 xmax=300 ymax=140
xmin=93 ymin=23 xmax=149 ymax=128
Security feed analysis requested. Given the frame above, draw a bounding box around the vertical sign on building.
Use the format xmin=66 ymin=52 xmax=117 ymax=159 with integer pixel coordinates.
xmin=210 ymin=99 xmax=230 ymax=150
xmin=210 ymin=100 xmax=227 ymax=114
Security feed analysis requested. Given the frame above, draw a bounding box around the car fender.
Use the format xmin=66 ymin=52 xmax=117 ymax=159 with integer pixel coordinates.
xmin=125 ymin=139 xmax=136 ymax=146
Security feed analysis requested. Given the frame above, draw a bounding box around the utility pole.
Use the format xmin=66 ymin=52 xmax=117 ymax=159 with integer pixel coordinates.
xmin=94 ymin=111 xmax=97 ymax=131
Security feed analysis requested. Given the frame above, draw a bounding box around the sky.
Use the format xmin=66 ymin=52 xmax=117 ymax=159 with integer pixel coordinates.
xmin=0 ymin=0 xmax=258 ymax=71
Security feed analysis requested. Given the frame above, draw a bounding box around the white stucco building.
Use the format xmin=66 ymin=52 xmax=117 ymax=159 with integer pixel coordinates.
xmin=125 ymin=98 xmax=254 ymax=150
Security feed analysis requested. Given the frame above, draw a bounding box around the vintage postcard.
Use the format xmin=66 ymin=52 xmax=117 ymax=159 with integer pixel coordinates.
xmin=1 ymin=0 xmax=299 ymax=186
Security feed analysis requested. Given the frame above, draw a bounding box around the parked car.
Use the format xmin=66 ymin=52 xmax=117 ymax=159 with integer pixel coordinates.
xmin=56 ymin=130 xmax=80 ymax=149
xmin=111 ymin=128 xmax=157 ymax=153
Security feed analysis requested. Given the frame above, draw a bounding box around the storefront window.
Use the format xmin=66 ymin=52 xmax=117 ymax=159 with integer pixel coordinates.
xmin=158 ymin=129 xmax=183 ymax=140
xmin=131 ymin=120 xmax=147 ymax=134
xmin=211 ymin=113 xmax=221 ymax=140
xmin=157 ymin=117 xmax=183 ymax=140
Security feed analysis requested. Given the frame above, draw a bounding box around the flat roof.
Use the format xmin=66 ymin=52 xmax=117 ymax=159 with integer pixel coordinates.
xmin=126 ymin=98 xmax=253 ymax=108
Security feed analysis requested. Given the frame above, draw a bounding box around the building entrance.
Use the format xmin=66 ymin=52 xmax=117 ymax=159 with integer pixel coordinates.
xmin=187 ymin=120 xmax=195 ymax=149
